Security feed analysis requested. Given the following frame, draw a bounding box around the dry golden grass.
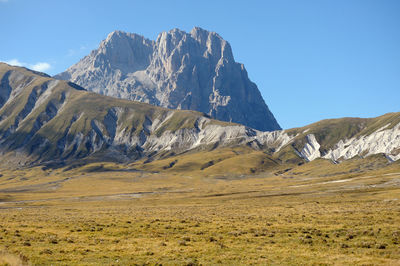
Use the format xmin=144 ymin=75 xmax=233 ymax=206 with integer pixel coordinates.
xmin=0 ymin=157 xmax=399 ymax=265
xmin=131 ymin=146 xmax=284 ymax=177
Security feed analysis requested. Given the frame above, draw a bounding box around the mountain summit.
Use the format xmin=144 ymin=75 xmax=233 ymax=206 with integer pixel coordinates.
xmin=55 ymin=27 xmax=281 ymax=131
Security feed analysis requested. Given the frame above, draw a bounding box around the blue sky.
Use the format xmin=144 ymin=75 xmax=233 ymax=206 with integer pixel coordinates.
xmin=1 ymin=0 xmax=399 ymax=129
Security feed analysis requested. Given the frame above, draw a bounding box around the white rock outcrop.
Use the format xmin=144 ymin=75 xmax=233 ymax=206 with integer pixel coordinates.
xmin=323 ymin=123 xmax=400 ymax=162
xmin=300 ymin=134 xmax=321 ymax=161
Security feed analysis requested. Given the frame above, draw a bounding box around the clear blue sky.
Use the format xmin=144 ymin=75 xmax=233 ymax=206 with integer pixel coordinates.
xmin=1 ymin=0 xmax=399 ymax=129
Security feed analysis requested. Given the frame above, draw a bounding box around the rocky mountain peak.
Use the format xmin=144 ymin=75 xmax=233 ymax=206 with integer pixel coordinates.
xmin=188 ymin=27 xmax=234 ymax=62
xmin=55 ymin=27 xmax=281 ymax=131
xmin=96 ymin=30 xmax=154 ymax=74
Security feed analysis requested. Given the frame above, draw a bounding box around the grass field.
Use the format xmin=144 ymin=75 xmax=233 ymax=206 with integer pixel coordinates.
xmin=0 ymin=158 xmax=400 ymax=265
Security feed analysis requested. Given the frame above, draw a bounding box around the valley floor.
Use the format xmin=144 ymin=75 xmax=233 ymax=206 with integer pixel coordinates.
xmin=0 ymin=162 xmax=400 ymax=265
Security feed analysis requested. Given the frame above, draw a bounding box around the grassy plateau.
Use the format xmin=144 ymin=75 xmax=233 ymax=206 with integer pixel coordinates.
xmin=0 ymin=155 xmax=399 ymax=265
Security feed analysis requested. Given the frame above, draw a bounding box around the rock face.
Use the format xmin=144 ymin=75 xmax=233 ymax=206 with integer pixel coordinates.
xmin=55 ymin=27 xmax=281 ymax=131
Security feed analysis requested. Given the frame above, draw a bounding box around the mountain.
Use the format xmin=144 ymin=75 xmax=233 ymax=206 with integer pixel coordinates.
xmin=1 ymin=63 xmax=399 ymax=169
xmin=55 ymin=27 xmax=281 ymax=132
xmin=0 ymin=63 xmax=287 ymax=167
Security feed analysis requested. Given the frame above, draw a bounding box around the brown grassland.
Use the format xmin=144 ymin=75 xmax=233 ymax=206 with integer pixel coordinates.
xmin=0 ymin=153 xmax=399 ymax=265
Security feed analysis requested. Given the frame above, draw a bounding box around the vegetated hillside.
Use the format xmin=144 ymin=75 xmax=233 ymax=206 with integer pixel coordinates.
xmin=55 ymin=27 xmax=281 ymax=131
xmin=0 ymin=63 xmax=399 ymax=171
xmin=0 ymin=63 xmax=287 ymax=168
xmin=281 ymin=113 xmax=400 ymax=163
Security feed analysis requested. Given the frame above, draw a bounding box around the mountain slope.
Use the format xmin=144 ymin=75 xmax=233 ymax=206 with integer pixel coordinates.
xmin=1 ymin=63 xmax=399 ymax=169
xmin=0 ymin=63 xmax=287 ymax=167
xmin=281 ymin=113 xmax=400 ymax=163
xmin=55 ymin=27 xmax=280 ymax=131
